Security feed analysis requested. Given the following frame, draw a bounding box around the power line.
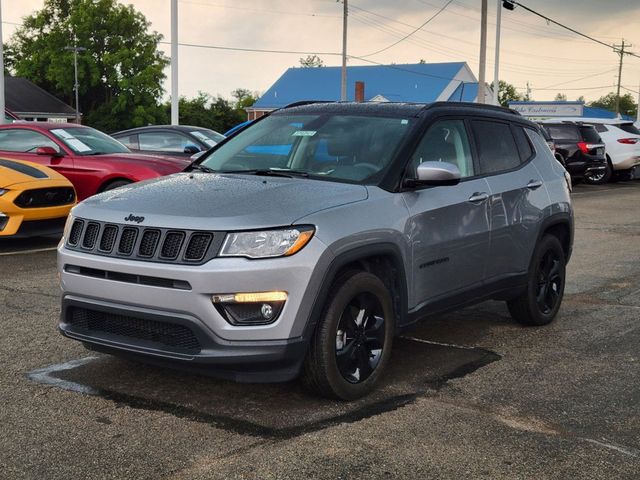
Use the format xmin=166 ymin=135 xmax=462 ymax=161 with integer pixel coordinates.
xmin=539 ymin=68 xmax=618 ymax=90
xmin=351 ymin=4 xmax=598 ymax=65
xmin=509 ymin=1 xmax=640 ymax=61
xmin=178 ymin=0 xmax=340 ymax=18
xmin=358 ymin=0 xmax=453 ymax=58
xmin=158 ymin=41 xmax=342 ymax=57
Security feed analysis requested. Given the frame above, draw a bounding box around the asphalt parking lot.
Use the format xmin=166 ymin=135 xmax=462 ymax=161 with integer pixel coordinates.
xmin=1 ymin=181 xmax=639 ymax=479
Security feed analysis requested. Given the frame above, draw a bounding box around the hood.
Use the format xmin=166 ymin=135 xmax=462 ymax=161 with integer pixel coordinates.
xmin=0 ymin=158 xmax=67 ymax=188
xmin=74 ymin=172 xmax=368 ymax=230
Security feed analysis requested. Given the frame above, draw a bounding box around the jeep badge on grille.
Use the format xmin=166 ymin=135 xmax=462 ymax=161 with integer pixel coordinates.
xmin=124 ymin=214 xmax=145 ymax=223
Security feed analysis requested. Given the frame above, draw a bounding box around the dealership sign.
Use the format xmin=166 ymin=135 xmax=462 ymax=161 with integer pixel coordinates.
xmin=509 ymin=102 xmax=584 ymax=117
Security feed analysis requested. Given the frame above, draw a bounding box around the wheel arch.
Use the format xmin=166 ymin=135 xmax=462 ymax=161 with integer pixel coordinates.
xmin=303 ymin=243 xmax=410 ymax=340
xmin=537 ymin=213 xmax=573 ymax=263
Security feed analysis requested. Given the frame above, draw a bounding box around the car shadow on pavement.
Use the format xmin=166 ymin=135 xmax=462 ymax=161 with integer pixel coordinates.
xmin=28 ymin=309 xmax=506 ymax=440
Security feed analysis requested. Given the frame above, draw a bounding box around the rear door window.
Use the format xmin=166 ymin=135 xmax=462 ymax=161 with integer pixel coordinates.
xmin=545 ymin=124 xmax=580 ymax=141
xmin=471 ymin=120 xmax=521 ymax=174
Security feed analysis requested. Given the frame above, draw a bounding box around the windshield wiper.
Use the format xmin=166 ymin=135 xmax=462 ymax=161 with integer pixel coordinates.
xmin=186 ymin=163 xmax=216 ymax=173
xmin=84 ymin=151 xmax=106 ymax=156
xmin=220 ymin=168 xmax=309 ymax=178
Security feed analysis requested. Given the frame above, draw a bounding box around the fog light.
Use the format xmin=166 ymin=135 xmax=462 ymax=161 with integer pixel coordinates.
xmin=261 ymin=303 xmax=274 ymax=319
xmin=211 ymin=291 xmax=287 ymax=326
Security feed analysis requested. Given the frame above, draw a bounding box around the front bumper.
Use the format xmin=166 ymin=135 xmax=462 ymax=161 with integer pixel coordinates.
xmin=59 ymin=296 xmax=308 ymax=382
xmin=58 ymin=236 xmax=333 ymax=378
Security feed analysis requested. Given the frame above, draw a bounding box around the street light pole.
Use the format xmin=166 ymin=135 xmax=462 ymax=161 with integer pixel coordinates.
xmin=477 ymin=0 xmax=488 ymax=104
xmin=492 ymin=0 xmax=502 ymax=105
xmin=340 ymin=0 xmax=348 ymax=101
xmin=171 ymin=0 xmax=179 ymax=125
xmin=65 ymin=39 xmax=86 ymax=124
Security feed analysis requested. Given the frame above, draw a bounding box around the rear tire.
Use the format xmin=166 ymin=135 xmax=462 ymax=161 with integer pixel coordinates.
xmin=507 ymin=235 xmax=566 ymax=326
xmin=302 ymin=271 xmax=395 ymax=400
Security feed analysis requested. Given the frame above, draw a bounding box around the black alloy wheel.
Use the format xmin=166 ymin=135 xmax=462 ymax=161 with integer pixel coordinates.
xmin=302 ymin=270 xmax=394 ymax=400
xmin=335 ymin=292 xmax=386 ymax=384
xmin=535 ymin=249 xmax=563 ymax=315
xmin=507 ymin=234 xmax=566 ymax=326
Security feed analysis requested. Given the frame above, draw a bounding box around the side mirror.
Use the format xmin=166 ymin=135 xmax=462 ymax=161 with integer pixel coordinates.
xmin=407 ymin=161 xmax=461 ymax=187
xmin=35 ymin=146 xmax=63 ymax=157
xmin=184 ymin=145 xmax=200 ymax=154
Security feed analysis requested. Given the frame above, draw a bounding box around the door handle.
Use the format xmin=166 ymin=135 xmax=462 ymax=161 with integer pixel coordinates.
xmin=468 ymin=192 xmax=489 ymax=203
xmin=526 ymin=179 xmax=543 ymax=189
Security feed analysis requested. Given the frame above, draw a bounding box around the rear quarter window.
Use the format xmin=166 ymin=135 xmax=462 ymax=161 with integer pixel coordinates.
xmin=579 ymin=126 xmax=602 ymax=143
xmin=617 ymin=123 xmax=640 ymax=135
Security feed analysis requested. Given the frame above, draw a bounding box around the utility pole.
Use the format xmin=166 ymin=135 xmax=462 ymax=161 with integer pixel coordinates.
xmin=614 ymin=40 xmax=630 ymax=116
xmin=65 ymin=38 xmax=86 ymax=124
xmin=171 ymin=0 xmax=179 ymax=125
xmin=340 ymin=0 xmax=348 ymax=101
xmin=636 ymin=82 xmax=639 ymax=123
xmin=0 ymin=0 xmax=5 ymax=125
xmin=492 ymin=0 xmax=502 ymax=105
xmin=477 ymin=0 xmax=488 ymax=104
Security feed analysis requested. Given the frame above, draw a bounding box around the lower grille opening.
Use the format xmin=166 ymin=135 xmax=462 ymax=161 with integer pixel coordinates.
xmin=67 ymin=307 xmax=201 ymax=354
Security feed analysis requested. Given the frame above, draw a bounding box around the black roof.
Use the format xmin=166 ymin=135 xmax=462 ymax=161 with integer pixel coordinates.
xmin=5 ymin=77 xmax=76 ymax=116
xmin=113 ymin=125 xmax=217 ymax=136
xmin=273 ymin=101 xmax=538 ymax=131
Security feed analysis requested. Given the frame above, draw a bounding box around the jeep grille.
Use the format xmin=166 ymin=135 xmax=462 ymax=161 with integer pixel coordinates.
xmin=65 ymin=218 xmax=224 ymax=265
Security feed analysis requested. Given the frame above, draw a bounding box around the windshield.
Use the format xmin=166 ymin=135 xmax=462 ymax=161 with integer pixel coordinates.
xmin=50 ymin=127 xmax=130 ymax=155
xmin=200 ymin=113 xmax=414 ymax=184
xmin=190 ymin=129 xmax=225 ymax=147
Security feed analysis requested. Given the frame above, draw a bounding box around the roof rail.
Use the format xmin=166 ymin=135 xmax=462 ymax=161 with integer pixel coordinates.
xmin=281 ymin=100 xmax=334 ymax=109
xmin=424 ymin=101 xmax=521 ymax=116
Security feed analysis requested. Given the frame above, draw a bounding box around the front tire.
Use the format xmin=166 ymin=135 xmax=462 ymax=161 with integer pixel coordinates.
xmin=507 ymin=235 xmax=566 ymax=326
xmin=302 ymin=271 xmax=395 ymax=400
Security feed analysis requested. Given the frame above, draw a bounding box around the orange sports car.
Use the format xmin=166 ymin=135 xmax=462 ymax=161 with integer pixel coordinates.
xmin=0 ymin=158 xmax=76 ymax=237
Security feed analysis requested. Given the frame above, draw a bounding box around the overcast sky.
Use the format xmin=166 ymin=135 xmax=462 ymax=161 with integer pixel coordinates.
xmin=3 ymin=0 xmax=640 ymax=103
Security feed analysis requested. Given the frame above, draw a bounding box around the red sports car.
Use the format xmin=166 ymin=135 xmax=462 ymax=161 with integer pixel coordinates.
xmin=0 ymin=123 xmax=189 ymax=200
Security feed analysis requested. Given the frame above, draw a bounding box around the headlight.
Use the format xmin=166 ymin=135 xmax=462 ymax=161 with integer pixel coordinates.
xmin=62 ymin=214 xmax=75 ymax=240
xmin=0 ymin=189 xmax=7 ymax=196
xmin=220 ymin=226 xmax=315 ymax=259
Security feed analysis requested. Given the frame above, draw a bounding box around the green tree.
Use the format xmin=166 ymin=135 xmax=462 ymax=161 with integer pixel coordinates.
xmin=589 ymin=92 xmax=638 ymax=118
xmin=497 ymin=80 xmax=523 ymax=107
xmin=299 ymin=55 xmax=324 ymax=67
xmin=231 ymin=88 xmax=259 ymax=110
xmin=554 ymin=93 xmax=567 ymax=101
xmin=5 ymin=0 xmax=168 ymax=132
xmin=576 ymin=95 xmax=586 ymax=103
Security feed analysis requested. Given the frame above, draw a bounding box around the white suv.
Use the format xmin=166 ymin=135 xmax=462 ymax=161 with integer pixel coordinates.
xmin=551 ymin=118 xmax=640 ymax=181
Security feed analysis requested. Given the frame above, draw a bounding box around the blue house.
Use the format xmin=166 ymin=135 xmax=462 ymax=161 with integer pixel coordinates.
xmin=247 ymin=62 xmax=491 ymax=120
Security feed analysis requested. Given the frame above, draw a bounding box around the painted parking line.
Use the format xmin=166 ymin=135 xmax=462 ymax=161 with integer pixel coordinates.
xmin=0 ymin=246 xmax=58 ymax=256
xmin=26 ymin=356 xmax=100 ymax=395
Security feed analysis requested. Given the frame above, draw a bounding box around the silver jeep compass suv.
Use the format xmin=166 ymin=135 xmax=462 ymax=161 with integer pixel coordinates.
xmin=58 ymin=102 xmax=573 ymax=400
